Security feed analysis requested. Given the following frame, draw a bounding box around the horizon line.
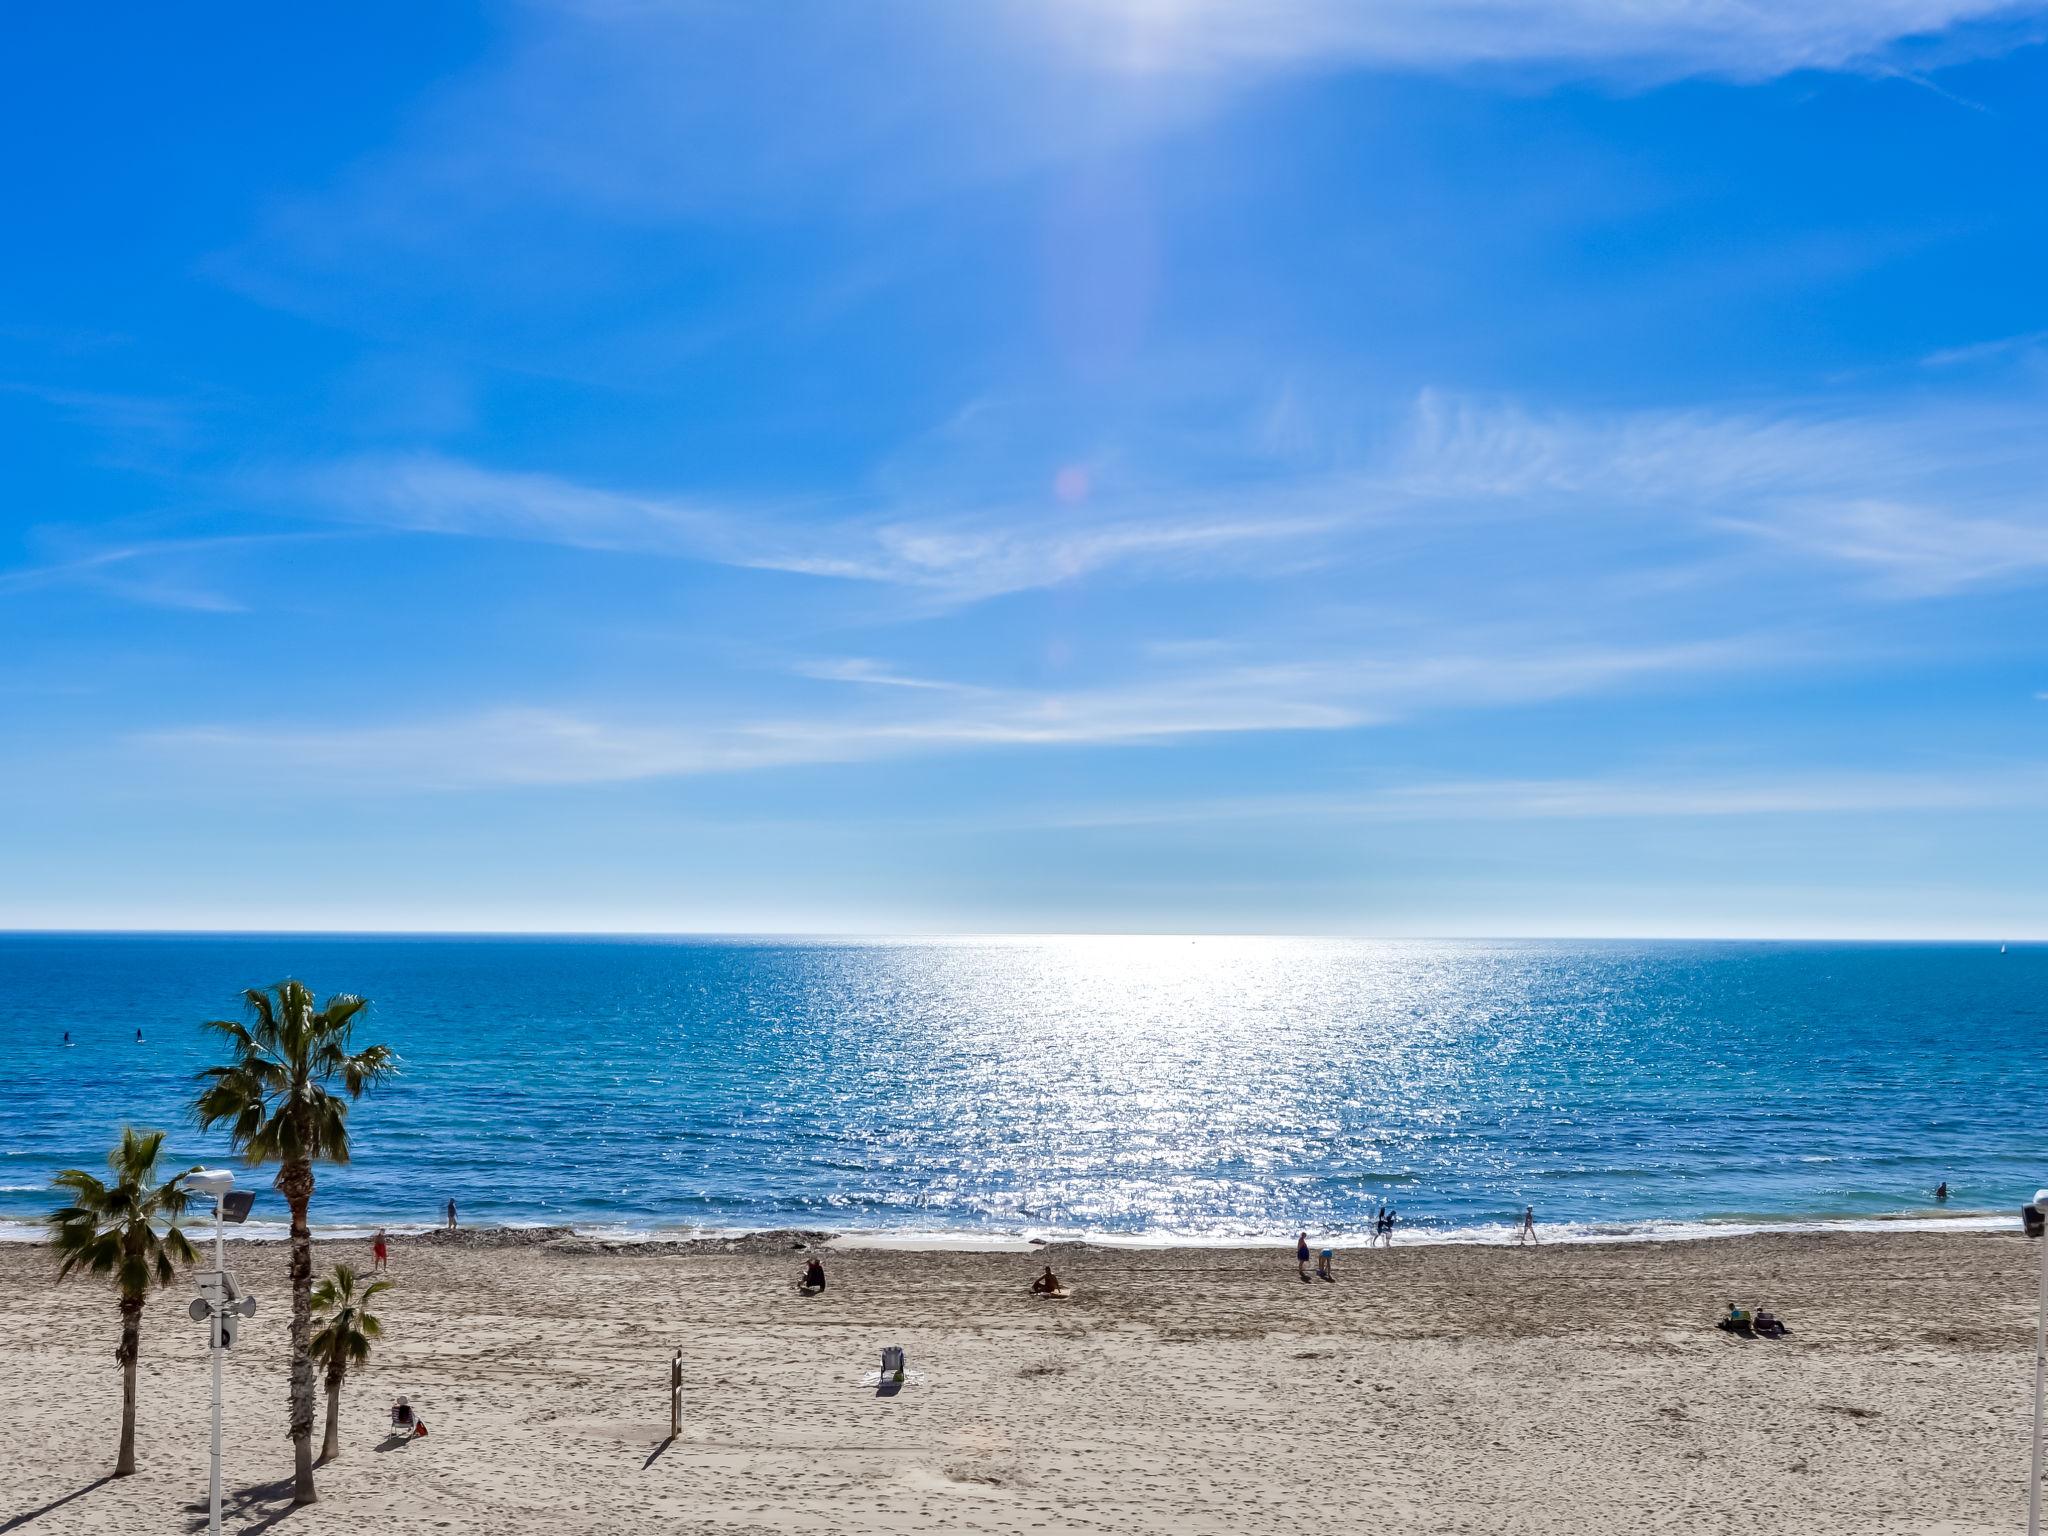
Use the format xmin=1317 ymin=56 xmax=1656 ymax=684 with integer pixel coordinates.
xmin=0 ymin=927 xmax=2037 ymax=944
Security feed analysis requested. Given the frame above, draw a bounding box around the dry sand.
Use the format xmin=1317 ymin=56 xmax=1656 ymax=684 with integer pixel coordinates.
xmin=1 ymin=1227 xmax=2040 ymax=1534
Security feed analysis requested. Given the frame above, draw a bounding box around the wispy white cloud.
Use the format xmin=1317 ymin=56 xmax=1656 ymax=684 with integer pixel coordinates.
xmin=1722 ymin=497 xmax=2048 ymax=594
xmin=282 ymin=451 xmax=1351 ymax=604
xmin=792 ymin=658 xmax=986 ymax=692
xmin=1051 ymin=765 xmax=2048 ymax=827
xmin=1396 ymin=388 xmax=2048 ymax=596
xmin=0 ymin=532 xmax=337 ymax=613
xmin=212 ymin=0 xmax=2048 ymax=353
xmin=139 ymin=635 xmax=1759 ymax=791
xmin=0 ymin=379 xmax=200 ymax=445
xmin=1396 ymin=387 xmax=1906 ymax=503
xmin=279 ymin=376 xmax=2048 ymax=611
xmin=1921 ymin=328 xmax=2048 ymax=367
xmin=1046 ymin=0 xmax=2048 ymax=81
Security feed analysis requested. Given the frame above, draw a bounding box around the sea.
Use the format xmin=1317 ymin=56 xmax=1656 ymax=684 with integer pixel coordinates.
xmin=1 ymin=934 xmax=2040 ymax=1246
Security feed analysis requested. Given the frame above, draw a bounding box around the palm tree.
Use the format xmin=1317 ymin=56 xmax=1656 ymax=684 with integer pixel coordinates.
xmin=47 ymin=1127 xmax=199 ymax=1477
xmin=193 ymin=981 xmax=396 ymax=1506
xmin=309 ymin=1262 xmax=390 ymax=1463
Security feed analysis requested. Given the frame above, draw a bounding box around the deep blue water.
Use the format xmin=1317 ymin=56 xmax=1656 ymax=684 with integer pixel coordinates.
xmin=2 ymin=935 xmax=2041 ymax=1243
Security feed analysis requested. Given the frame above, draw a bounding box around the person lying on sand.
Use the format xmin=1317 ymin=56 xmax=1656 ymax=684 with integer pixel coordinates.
xmin=1031 ymin=1265 xmax=1063 ymax=1295
xmin=799 ymin=1258 xmax=826 ymax=1293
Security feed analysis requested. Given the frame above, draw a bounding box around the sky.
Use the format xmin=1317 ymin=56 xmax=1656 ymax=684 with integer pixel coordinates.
xmin=3 ymin=0 xmax=2047 ymax=937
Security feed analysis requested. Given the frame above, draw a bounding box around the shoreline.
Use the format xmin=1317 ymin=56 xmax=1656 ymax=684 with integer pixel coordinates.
xmin=0 ymin=1206 xmax=2019 ymax=1251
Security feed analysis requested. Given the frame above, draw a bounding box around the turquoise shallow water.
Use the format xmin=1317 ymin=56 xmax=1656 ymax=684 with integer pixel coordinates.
xmin=1 ymin=935 xmax=2041 ymax=1242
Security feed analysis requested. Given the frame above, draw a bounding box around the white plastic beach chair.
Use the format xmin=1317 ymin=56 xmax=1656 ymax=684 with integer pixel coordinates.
xmin=881 ymin=1345 xmax=905 ymax=1379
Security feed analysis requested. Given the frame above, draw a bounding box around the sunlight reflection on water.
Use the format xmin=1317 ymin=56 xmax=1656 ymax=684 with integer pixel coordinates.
xmin=2 ymin=935 xmax=2040 ymax=1239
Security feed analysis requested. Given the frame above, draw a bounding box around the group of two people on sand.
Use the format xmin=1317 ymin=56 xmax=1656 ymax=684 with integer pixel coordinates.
xmin=795 ymin=1256 xmax=1065 ymax=1296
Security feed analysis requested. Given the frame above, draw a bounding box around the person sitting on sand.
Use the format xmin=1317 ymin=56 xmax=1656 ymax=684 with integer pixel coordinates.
xmin=1316 ymin=1248 xmax=1334 ymax=1281
xmin=799 ymin=1257 xmax=826 ymax=1293
xmin=1719 ymin=1301 xmax=1753 ymax=1335
xmin=1031 ymin=1265 xmax=1062 ymax=1295
xmin=391 ymin=1396 xmax=427 ymax=1439
xmin=1754 ymin=1307 xmax=1787 ymax=1339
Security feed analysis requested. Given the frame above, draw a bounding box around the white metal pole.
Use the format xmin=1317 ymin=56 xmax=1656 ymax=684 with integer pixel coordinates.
xmin=210 ymin=1195 xmax=224 ymax=1536
xmin=2030 ymin=1194 xmax=2048 ymax=1536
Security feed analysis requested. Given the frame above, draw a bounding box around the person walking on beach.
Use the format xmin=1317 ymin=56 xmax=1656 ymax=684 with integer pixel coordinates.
xmin=1296 ymin=1232 xmax=1311 ymax=1279
xmin=372 ymin=1228 xmax=389 ymax=1272
xmin=1518 ymin=1206 xmax=1538 ymax=1244
xmin=445 ymin=1199 xmax=458 ymax=1231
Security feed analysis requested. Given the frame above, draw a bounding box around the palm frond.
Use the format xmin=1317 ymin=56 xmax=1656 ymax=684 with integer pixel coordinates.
xmin=47 ymin=1128 xmax=195 ymax=1299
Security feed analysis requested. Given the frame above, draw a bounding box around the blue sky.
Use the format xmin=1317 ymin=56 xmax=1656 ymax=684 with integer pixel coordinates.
xmin=4 ymin=1 xmax=2047 ymax=936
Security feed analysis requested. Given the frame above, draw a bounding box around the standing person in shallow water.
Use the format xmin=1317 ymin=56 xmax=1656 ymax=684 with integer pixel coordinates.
xmin=446 ymin=1198 xmax=458 ymax=1231
xmin=1935 ymin=1182 xmax=1949 ymax=1203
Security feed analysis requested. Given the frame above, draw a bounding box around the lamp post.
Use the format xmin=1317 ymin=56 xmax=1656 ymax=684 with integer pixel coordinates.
xmin=2029 ymin=1190 xmax=2048 ymax=1536
xmin=186 ymin=1169 xmax=234 ymax=1536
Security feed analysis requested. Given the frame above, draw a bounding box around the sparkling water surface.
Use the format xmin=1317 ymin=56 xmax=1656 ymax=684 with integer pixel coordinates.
xmin=1 ymin=935 xmax=2040 ymax=1242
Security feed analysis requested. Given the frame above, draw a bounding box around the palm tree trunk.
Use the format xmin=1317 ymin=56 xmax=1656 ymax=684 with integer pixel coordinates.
xmin=319 ymin=1359 xmax=346 ymax=1463
xmin=114 ymin=1298 xmax=142 ymax=1477
xmin=282 ymin=1160 xmax=318 ymax=1504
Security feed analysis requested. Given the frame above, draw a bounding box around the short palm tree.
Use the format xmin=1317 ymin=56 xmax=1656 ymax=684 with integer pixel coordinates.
xmin=47 ymin=1127 xmax=198 ymax=1477
xmin=309 ymin=1262 xmax=391 ymax=1463
xmin=193 ymin=981 xmax=396 ymax=1506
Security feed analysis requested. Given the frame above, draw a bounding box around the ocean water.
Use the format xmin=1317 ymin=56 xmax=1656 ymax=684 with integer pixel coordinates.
xmin=1 ymin=935 xmax=2041 ymax=1245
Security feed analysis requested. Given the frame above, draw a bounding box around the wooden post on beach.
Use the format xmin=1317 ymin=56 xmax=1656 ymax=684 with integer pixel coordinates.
xmin=669 ymin=1349 xmax=682 ymax=1438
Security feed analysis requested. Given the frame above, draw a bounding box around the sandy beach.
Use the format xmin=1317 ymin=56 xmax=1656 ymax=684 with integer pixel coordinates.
xmin=0 ymin=1226 xmax=2038 ymax=1534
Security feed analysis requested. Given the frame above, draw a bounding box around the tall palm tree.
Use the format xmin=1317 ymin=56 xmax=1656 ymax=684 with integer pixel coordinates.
xmin=193 ymin=981 xmax=396 ymax=1506
xmin=47 ymin=1127 xmax=199 ymax=1477
xmin=309 ymin=1262 xmax=391 ymax=1463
